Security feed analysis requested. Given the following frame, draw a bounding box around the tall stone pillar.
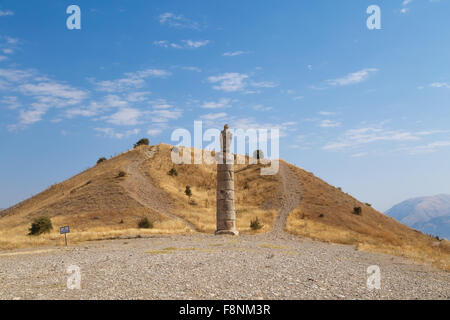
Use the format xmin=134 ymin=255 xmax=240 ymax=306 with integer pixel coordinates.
xmin=215 ymin=124 xmax=238 ymax=236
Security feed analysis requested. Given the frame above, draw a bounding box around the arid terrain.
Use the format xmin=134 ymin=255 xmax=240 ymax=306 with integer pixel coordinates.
xmin=0 ymin=144 xmax=449 ymax=300
xmin=0 ymin=233 xmax=448 ymax=300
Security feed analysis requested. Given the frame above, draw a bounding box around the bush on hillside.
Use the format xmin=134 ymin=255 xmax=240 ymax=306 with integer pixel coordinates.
xmin=134 ymin=138 xmax=149 ymax=148
xmin=138 ymin=217 xmax=153 ymax=229
xmin=28 ymin=216 xmax=53 ymax=235
xmin=97 ymin=157 xmax=107 ymax=165
xmin=168 ymin=168 xmax=178 ymax=176
xmin=250 ymin=217 xmax=263 ymax=230
xmin=353 ymin=207 xmax=362 ymax=216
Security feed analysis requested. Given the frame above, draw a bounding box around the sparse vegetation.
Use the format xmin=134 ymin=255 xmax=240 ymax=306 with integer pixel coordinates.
xmin=28 ymin=217 xmax=53 ymax=236
xmin=138 ymin=217 xmax=153 ymax=229
xmin=117 ymin=171 xmax=126 ymax=178
xmin=353 ymin=207 xmax=362 ymax=216
xmin=168 ymin=168 xmax=178 ymax=176
xmin=365 ymin=203 xmax=372 ymax=207
xmin=134 ymin=138 xmax=149 ymax=148
xmin=184 ymin=185 xmax=192 ymax=199
xmin=250 ymin=217 xmax=263 ymax=230
xmin=97 ymin=157 xmax=107 ymax=165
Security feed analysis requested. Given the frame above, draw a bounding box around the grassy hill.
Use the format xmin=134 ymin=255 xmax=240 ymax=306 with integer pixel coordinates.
xmin=0 ymin=144 xmax=448 ymax=270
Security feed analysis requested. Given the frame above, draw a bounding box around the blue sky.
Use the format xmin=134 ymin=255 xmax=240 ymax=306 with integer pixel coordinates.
xmin=1 ymin=0 xmax=449 ymax=211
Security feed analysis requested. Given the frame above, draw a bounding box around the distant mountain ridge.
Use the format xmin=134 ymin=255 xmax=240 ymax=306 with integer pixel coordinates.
xmin=386 ymin=194 xmax=450 ymax=239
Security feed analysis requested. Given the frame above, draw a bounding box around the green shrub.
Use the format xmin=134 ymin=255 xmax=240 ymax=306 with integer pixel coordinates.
xmin=28 ymin=216 xmax=53 ymax=235
xmin=134 ymin=138 xmax=150 ymax=148
xmin=138 ymin=217 xmax=153 ymax=229
xmin=168 ymin=168 xmax=178 ymax=176
xmin=185 ymin=185 xmax=192 ymax=199
xmin=97 ymin=157 xmax=107 ymax=165
xmin=117 ymin=171 xmax=126 ymax=178
xmin=250 ymin=217 xmax=263 ymax=230
xmin=353 ymin=207 xmax=362 ymax=216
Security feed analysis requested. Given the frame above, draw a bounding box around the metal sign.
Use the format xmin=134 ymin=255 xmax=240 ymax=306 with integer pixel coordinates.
xmin=60 ymin=226 xmax=70 ymax=234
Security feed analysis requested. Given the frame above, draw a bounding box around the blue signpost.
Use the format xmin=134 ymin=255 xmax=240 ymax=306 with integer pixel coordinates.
xmin=60 ymin=226 xmax=70 ymax=246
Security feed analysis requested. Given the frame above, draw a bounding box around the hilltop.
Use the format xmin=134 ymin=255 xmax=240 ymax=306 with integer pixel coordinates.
xmin=0 ymin=144 xmax=448 ymax=270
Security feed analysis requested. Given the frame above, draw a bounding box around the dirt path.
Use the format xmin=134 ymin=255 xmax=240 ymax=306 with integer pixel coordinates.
xmin=121 ymin=147 xmax=197 ymax=231
xmin=270 ymin=161 xmax=303 ymax=236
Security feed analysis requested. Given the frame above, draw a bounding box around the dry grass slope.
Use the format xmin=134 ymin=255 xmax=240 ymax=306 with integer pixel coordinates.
xmin=0 ymin=144 xmax=448 ymax=271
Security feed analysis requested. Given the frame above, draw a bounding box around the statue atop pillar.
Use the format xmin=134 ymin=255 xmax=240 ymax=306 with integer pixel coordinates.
xmin=215 ymin=124 xmax=238 ymax=235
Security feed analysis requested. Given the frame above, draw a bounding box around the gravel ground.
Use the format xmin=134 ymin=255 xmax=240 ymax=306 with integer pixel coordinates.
xmin=0 ymin=233 xmax=448 ymax=300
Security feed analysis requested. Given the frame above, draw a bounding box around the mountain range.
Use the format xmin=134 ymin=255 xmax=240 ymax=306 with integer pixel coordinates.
xmin=386 ymin=194 xmax=450 ymax=240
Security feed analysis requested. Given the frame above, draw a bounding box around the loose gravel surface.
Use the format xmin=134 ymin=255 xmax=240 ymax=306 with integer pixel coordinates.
xmin=0 ymin=233 xmax=448 ymax=300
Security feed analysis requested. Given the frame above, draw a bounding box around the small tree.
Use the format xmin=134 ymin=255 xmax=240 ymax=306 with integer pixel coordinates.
xmin=134 ymin=138 xmax=149 ymax=148
xmin=185 ymin=185 xmax=192 ymax=200
xmin=138 ymin=217 xmax=153 ymax=229
xmin=168 ymin=168 xmax=178 ymax=176
xmin=28 ymin=216 xmax=53 ymax=235
xmin=97 ymin=157 xmax=107 ymax=165
xmin=250 ymin=217 xmax=263 ymax=230
xmin=353 ymin=207 xmax=362 ymax=216
xmin=117 ymin=171 xmax=126 ymax=178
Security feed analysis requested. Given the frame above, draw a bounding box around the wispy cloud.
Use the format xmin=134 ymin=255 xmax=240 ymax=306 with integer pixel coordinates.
xmin=319 ymin=120 xmax=341 ymax=128
xmin=158 ymin=12 xmax=201 ymax=30
xmin=223 ymin=51 xmax=248 ymax=57
xmin=208 ymin=73 xmax=249 ymax=92
xmin=153 ymin=40 xmax=209 ymax=49
xmin=200 ymin=98 xmax=232 ymax=109
xmin=323 ymin=126 xmax=419 ymax=151
xmin=92 ymin=68 xmax=171 ymax=92
xmin=326 ymin=68 xmax=378 ymax=87
xmin=207 ymin=73 xmax=277 ymax=93
xmin=430 ymin=82 xmax=450 ymax=89
xmin=95 ymin=127 xmax=140 ymax=139
xmin=0 ymin=10 xmax=14 ymax=17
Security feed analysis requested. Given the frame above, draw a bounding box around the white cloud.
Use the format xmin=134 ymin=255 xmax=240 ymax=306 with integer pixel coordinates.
xmin=182 ymin=40 xmax=209 ymax=48
xmin=150 ymin=108 xmax=182 ymax=123
xmin=252 ymin=104 xmax=273 ymax=112
xmin=200 ymin=98 xmax=231 ymax=109
xmin=404 ymin=141 xmax=450 ymax=154
xmin=107 ymin=108 xmax=143 ymax=126
xmin=323 ymin=126 xmax=419 ymax=151
xmin=93 ymin=68 xmax=171 ymax=92
xmin=319 ymin=120 xmax=341 ymax=128
xmin=318 ymin=111 xmax=336 ymax=116
xmin=251 ymin=81 xmax=278 ymax=88
xmin=1 ymin=96 xmax=20 ymax=109
xmin=207 ymin=73 xmax=248 ymax=92
xmin=95 ymin=127 xmax=140 ymax=139
xmin=201 ymin=112 xmax=227 ymax=120
xmin=154 ymin=40 xmax=209 ymax=49
xmin=158 ymin=12 xmax=200 ymax=30
xmin=326 ymin=68 xmax=378 ymax=86
xmin=0 ymin=10 xmax=14 ymax=17
xmin=223 ymin=51 xmax=248 ymax=57
xmin=430 ymin=82 xmax=450 ymax=89
xmin=147 ymin=128 xmax=163 ymax=136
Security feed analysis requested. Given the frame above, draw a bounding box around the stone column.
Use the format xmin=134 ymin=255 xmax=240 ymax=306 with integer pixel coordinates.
xmin=215 ymin=124 xmax=238 ymax=235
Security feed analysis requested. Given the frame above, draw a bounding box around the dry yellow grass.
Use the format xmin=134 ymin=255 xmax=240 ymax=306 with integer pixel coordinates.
xmin=285 ymin=164 xmax=450 ymax=271
xmin=1 ymin=144 xmax=448 ymax=272
xmin=140 ymin=144 xmax=280 ymax=234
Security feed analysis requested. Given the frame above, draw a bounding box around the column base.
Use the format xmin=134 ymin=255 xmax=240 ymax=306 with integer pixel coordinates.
xmin=215 ymin=229 xmax=239 ymax=236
